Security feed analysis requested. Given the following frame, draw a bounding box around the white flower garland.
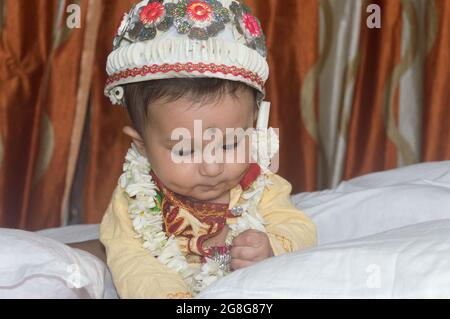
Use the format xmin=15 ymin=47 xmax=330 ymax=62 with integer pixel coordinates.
xmin=119 ymin=144 xmax=272 ymax=295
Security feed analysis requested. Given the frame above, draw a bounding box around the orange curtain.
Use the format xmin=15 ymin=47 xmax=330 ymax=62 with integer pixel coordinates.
xmin=423 ymin=0 xmax=450 ymax=161
xmin=0 ymin=0 xmax=449 ymax=230
xmin=0 ymin=0 xmax=90 ymax=229
xmin=343 ymin=0 xmax=403 ymax=179
xmin=83 ymin=0 xmax=134 ymax=224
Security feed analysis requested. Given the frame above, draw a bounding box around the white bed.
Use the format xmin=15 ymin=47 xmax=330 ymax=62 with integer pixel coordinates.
xmin=1 ymin=161 xmax=449 ymax=298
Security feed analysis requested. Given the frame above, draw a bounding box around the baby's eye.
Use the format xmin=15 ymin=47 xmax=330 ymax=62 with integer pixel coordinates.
xmin=180 ymin=149 xmax=194 ymax=157
xmin=173 ymin=148 xmax=194 ymax=157
xmin=223 ymin=141 xmax=239 ymax=150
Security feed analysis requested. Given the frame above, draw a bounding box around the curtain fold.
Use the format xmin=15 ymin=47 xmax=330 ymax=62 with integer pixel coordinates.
xmin=0 ymin=0 xmax=449 ymax=230
xmin=0 ymin=0 xmax=88 ymax=230
xmin=82 ymin=0 xmax=135 ymax=225
xmin=422 ymin=0 xmax=450 ymax=161
xmin=343 ymin=0 xmax=403 ymax=180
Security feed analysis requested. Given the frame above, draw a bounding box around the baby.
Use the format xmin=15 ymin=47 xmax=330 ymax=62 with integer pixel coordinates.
xmin=97 ymin=0 xmax=317 ymax=298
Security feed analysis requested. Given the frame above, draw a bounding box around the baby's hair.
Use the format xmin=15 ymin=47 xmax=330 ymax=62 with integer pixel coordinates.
xmin=123 ymin=78 xmax=262 ymax=139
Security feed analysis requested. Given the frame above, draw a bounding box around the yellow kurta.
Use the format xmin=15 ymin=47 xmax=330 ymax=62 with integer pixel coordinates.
xmin=99 ymin=173 xmax=317 ymax=299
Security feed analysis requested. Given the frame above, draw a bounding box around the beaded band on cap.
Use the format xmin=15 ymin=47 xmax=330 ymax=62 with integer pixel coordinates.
xmin=106 ymin=62 xmax=265 ymax=93
xmin=104 ymin=0 xmax=269 ymax=106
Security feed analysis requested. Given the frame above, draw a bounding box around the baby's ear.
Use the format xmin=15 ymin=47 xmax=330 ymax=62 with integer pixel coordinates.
xmin=122 ymin=126 xmax=147 ymax=156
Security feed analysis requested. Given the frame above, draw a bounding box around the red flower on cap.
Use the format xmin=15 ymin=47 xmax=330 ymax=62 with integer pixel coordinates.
xmin=187 ymin=1 xmax=213 ymax=22
xmin=139 ymin=2 xmax=165 ymax=26
xmin=242 ymin=13 xmax=261 ymax=37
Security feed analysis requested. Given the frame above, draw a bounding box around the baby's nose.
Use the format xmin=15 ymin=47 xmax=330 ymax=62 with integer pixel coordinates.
xmin=199 ymin=161 xmax=224 ymax=178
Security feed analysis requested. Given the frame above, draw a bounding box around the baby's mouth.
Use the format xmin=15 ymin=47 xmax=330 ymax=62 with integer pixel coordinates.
xmin=199 ymin=179 xmax=224 ymax=188
xmin=196 ymin=182 xmax=232 ymax=197
xmin=199 ymin=183 xmax=221 ymax=191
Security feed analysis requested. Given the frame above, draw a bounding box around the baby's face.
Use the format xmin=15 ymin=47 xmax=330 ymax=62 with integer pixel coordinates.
xmin=143 ymin=89 xmax=256 ymax=204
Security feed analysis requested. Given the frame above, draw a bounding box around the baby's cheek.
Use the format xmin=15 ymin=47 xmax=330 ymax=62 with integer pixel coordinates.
xmin=225 ymin=162 xmax=251 ymax=183
xmin=158 ymin=160 xmax=198 ymax=186
xmin=148 ymin=149 xmax=177 ymax=176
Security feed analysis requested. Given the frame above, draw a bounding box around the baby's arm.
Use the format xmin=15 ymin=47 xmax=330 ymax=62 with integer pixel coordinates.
xmin=100 ymin=186 xmax=191 ymax=299
xmin=67 ymin=240 xmax=106 ymax=263
xmin=259 ymin=173 xmax=318 ymax=256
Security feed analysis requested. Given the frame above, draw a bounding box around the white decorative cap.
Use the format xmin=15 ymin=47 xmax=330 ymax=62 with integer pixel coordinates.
xmin=105 ymin=0 xmax=270 ymax=105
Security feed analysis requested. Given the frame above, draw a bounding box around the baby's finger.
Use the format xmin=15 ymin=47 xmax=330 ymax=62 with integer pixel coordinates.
xmin=231 ymin=258 xmax=255 ymax=271
xmin=232 ymin=230 xmax=261 ymax=247
xmin=230 ymin=246 xmax=259 ymax=261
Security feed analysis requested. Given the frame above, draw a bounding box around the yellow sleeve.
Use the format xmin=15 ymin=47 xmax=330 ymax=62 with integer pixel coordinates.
xmin=258 ymin=174 xmax=317 ymax=256
xmin=99 ymin=185 xmax=192 ymax=299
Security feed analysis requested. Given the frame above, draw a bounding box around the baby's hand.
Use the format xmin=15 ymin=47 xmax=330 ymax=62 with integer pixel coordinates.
xmin=230 ymin=230 xmax=274 ymax=270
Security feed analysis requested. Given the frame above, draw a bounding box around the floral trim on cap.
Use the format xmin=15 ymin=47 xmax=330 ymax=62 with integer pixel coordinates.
xmin=168 ymin=0 xmax=231 ymax=39
xmin=230 ymin=1 xmax=266 ymax=57
xmin=112 ymin=0 xmax=267 ymax=58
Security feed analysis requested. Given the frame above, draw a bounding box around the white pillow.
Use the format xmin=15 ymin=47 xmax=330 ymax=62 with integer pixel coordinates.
xmin=36 ymin=224 xmax=119 ymax=299
xmin=0 ymin=229 xmax=109 ymax=299
xmin=37 ymin=224 xmax=101 ymax=244
xmin=198 ymin=219 xmax=450 ymax=298
xmin=337 ymin=160 xmax=450 ymax=190
xmin=292 ymin=161 xmax=450 ymax=244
